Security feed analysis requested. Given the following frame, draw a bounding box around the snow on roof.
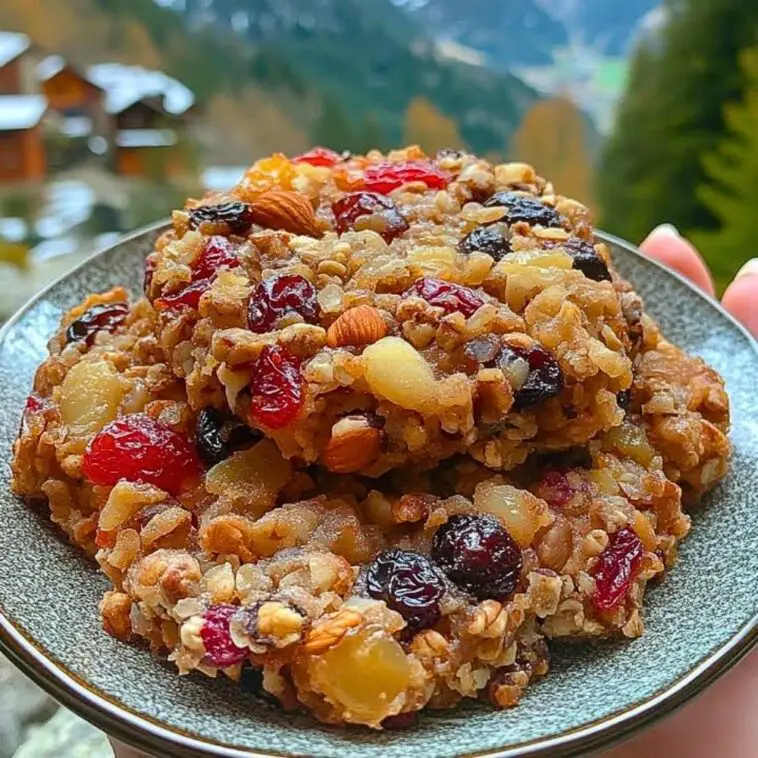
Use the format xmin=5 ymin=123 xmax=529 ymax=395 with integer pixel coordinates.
xmin=0 ymin=31 xmax=30 ymax=69
xmin=36 ymin=54 xmax=66 ymax=81
xmin=0 ymin=95 xmax=47 ymax=131
xmin=116 ymin=128 xmax=178 ymax=148
xmin=60 ymin=115 xmax=93 ymax=138
xmin=87 ymin=63 xmax=194 ymax=116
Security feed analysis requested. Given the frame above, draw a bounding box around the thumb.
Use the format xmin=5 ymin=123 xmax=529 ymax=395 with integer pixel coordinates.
xmin=721 ymin=259 xmax=758 ymax=338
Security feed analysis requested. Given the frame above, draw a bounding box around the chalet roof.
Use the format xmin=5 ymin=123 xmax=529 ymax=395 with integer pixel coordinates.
xmin=0 ymin=31 xmax=30 ymax=69
xmin=0 ymin=95 xmax=47 ymax=131
xmin=87 ymin=63 xmax=194 ymax=116
xmin=115 ymin=129 xmax=178 ymax=148
xmin=36 ymin=54 xmax=66 ymax=81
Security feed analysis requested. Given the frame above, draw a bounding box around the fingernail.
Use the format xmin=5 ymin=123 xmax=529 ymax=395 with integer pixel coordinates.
xmin=736 ymin=258 xmax=758 ymax=280
xmin=650 ymin=223 xmax=680 ymax=239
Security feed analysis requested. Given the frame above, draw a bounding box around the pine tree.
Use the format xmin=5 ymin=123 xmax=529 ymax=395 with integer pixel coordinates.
xmin=510 ymin=95 xmax=595 ymax=210
xmin=312 ymin=95 xmax=355 ymax=153
xmin=354 ymin=111 xmax=388 ymax=154
xmin=403 ymin=97 xmax=465 ymax=155
xmin=691 ymin=47 xmax=758 ymax=291
xmin=599 ymin=0 xmax=758 ymax=244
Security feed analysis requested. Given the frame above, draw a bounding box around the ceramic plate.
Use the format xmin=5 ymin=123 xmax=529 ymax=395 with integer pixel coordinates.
xmin=1 ymin=224 xmax=756 ymax=758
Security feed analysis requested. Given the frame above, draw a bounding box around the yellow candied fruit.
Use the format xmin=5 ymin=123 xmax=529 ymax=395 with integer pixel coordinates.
xmin=60 ymin=360 xmax=123 ymax=437
xmin=320 ymin=629 xmax=410 ymax=723
xmin=604 ymin=422 xmax=657 ymax=467
xmin=238 ymin=153 xmax=297 ymax=196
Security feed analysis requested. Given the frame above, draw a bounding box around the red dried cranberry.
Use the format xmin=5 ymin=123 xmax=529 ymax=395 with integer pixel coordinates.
xmin=592 ymin=527 xmax=644 ymax=611
xmin=25 ymin=394 xmax=44 ymax=413
xmin=536 ymin=470 xmax=574 ymax=508
xmin=498 ymin=343 xmax=564 ymax=409
xmin=563 ymin=238 xmax=611 ymax=282
xmin=200 ymin=605 xmax=248 ymax=668
xmin=195 ymin=407 xmax=259 ymax=466
xmin=407 ymin=277 xmax=484 ymax=318
xmin=363 ymin=161 xmax=450 ymax=195
xmin=484 ymin=192 xmax=561 ymax=227
xmin=248 ymin=274 xmax=319 ymax=333
xmin=189 ymin=202 xmax=254 ymax=235
xmin=249 ymin=345 xmax=303 ymax=429
xmin=82 ymin=414 xmax=201 ymax=495
xmin=431 ymin=514 xmax=522 ymax=600
xmin=292 ymin=147 xmax=344 ymax=167
xmin=459 ymin=226 xmax=511 ymax=260
xmin=366 ymin=549 xmax=445 ymax=631
xmin=155 ymin=279 xmax=211 ymax=311
xmin=332 ymin=192 xmax=409 ymax=242
xmin=65 ymin=302 xmax=129 ymax=346
xmin=192 ymin=235 xmax=241 ymax=281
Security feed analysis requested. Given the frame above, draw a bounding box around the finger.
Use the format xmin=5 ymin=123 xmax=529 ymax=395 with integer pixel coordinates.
xmin=721 ymin=259 xmax=758 ymax=338
xmin=638 ymin=225 xmax=716 ymax=297
xmin=109 ymin=740 xmax=154 ymax=758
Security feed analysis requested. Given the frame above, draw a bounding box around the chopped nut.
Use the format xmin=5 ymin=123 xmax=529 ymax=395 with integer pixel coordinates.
xmin=326 ymin=305 xmax=388 ymax=348
xmin=467 ymin=600 xmax=508 ymax=638
xmin=256 ymin=601 xmax=305 ymax=645
xmin=251 ymin=190 xmax=322 ymax=237
xmin=304 ymin=607 xmax=363 ymax=654
xmin=321 ymin=414 xmax=383 ymax=473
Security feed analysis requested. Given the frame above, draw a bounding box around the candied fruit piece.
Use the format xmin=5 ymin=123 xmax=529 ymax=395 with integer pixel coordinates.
xmin=65 ymin=302 xmax=129 ymax=346
xmin=247 ymin=274 xmax=319 ymax=333
xmin=189 ymin=202 xmax=254 ymax=235
xmin=366 ymin=549 xmax=445 ymax=631
xmin=592 ymin=526 xmax=644 ymax=611
xmin=200 ymin=604 xmax=249 ymax=668
xmin=498 ymin=343 xmax=563 ymax=409
xmin=60 ymin=360 xmax=123 ymax=437
xmin=459 ymin=226 xmax=511 ymax=260
xmin=292 ymin=147 xmax=343 ymax=167
xmin=332 ymin=192 xmax=409 ymax=242
xmin=363 ymin=161 xmax=450 ymax=194
xmin=432 ymin=514 xmax=522 ymax=600
xmin=82 ymin=414 xmax=201 ymax=495
xmin=407 ymin=277 xmax=484 ymax=318
xmin=319 ymin=629 xmax=411 ymax=723
xmin=484 ymin=191 xmax=561 ymax=227
xmin=249 ymin=345 xmax=304 ymax=429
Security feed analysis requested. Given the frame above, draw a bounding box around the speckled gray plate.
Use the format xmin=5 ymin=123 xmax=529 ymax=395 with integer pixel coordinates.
xmin=1 ymin=224 xmax=757 ymax=758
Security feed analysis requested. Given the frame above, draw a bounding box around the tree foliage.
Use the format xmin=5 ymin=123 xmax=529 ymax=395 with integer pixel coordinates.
xmin=403 ymin=97 xmax=465 ymax=156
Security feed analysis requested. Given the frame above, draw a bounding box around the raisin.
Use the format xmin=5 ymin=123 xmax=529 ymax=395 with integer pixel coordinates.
xmin=459 ymin=226 xmax=511 ymax=260
xmin=406 ymin=277 xmax=484 ymax=318
xmin=592 ymin=527 xmax=644 ymax=610
xmin=248 ymin=274 xmax=319 ymax=333
xmin=82 ymin=414 xmax=202 ymax=495
xmin=291 ymin=147 xmax=344 ymax=167
xmin=188 ymin=202 xmax=254 ymax=235
xmin=195 ymin=407 xmax=259 ymax=466
xmin=498 ymin=343 xmax=564 ymax=409
xmin=65 ymin=302 xmax=129 ymax=346
xmin=617 ymin=389 xmax=632 ymax=411
xmin=363 ymin=161 xmax=450 ymax=194
xmin=240 ymin=663 xmax=282 ymax=707
xmin=200 ymin=605 xmax=248 ymax=668
xmin=432 ymin=514 xmax=522 ymax=600
xmin=249 ymin=345 xmax=304 ymax=429
xmin=332 ymin=192 xmax=409 ymax=242
xmin=563 ymin=238 xmax=611 ymax=282
xmin=484 ymin=191 xmax=561 ymax=227
xmin=366 ymin=549 xmax=445 ymax=631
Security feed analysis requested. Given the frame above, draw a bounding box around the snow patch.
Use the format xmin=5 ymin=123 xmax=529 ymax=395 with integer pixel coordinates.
xmin=0 ymin=31 xmax=30 ymax=69
xmin=0 ymin=96 xmax=47 ymax=131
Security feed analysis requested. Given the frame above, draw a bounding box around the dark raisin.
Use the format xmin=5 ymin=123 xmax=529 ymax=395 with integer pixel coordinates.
xmin=484 ymin=191 xmax=561 ymax=227
xmin=366 ymin=549 xmax=445 ymax=631
xmin=189 ymin=202 xmax=254 ymax=235
xmin=406 ymin=277 xmax=484 ymax=318
xmin=432 ymin=514 xmax=522 ymax=600
xmin=382 ymin=712 xmax=418 ymax=729
xmin=248 ymin=274 xmax=319 ymax=333
xmin=240 ymin=664 xmax=282 ymax=707
xmin=195 ymin=408 xmax=259 ymax=466
xmin=65 ymin=302 xmax=129 ymax=346
xmin=564 ymin=238 xmax=611 ymax=282
xmin=498 ymin=343 xmax=564 ymax=409
xmin=617 ymin=389 xmax=632 ymax=411
xmin=459 ymin=226 xmax=511 ymax=260
xmin=332 ymin=191 xmax=409 ymax=242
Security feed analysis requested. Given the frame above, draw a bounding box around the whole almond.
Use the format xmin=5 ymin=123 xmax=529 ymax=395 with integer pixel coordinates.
xmin=322 ymin=414 xmax=383 ymax=473
xmin=251 ymin=191 xmax=322 ymax=237
xmin=326 ymin=305 xmax=387 ymax=348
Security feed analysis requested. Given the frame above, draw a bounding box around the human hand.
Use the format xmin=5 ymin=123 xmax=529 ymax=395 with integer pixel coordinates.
xmin=111 ymin=225 xmax=758 ymax=758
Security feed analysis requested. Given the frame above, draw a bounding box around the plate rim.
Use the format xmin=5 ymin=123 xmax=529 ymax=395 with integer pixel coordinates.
xmin=0 ymin=222 xmax=756 ymax=758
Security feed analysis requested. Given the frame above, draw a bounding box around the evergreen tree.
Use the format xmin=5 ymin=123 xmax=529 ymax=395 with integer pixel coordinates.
xmin=312 ymin=95 xmax=355 ymax=152
xmin=403 ymin=97 xmax=465 ymax=155
xmin=691 ymin=47 xmax=758 ymax=291
xmin=599 ymin=0 xmax=758 ymax=244
xmin=353 ymin=111 xmax=388 ymax=154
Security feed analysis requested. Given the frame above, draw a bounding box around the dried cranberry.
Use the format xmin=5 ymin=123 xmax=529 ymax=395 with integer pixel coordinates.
xmin=155 ymin=279 xmax=211 ymax=311
xmin=407 ymin=277 xmax=484 ymax=318
xmin=192 ymin=235 xmax=241 ymax=281
xmin=498 ymin=343 xmax=563 ymax=409
xmin=248 ymin=274 xmax=319 ymax=333
xmin=195 ymin=407 xmax=258 ymax=466
xmin=484 ymin=192 xmax=561 ymax=228
xmin=592 ymin=527 xmax=644 ymax=611
xmin=363 ymin=161 xmax=450 ymax=195
xmin=332 ymin=192 xmax=409 ymax=242
xmin=431 ymin=514 xmax=522 ymax=600
xmin=189 ymin=202 xmax=254 ymax=235
xmin=144 ymin=253 xmax=158 ymax=295
xmin=535 ymin=470 xmax=574 ymax=508
xmin=382 ymin=712 xmax=418 ymax=729
xmin=24 ymin=394 xmax=44 ymax=413
xmin=459 ymin=226 xmax=511 ymax=260
xmin=292 ymin=147 xmax=344 ymax=167
xmin=563 ymin=238 xmax=611 ymax=282
xmin=249 ymin=345 xmax=303 ymax=429
xmin=366 ymin=549 xmax=445 ymax=631
xmin=82 ymin=414 xmax=201 ymax=495
xmin=65 ymin=302 xmax=129 ymax=346
xmin=200 ymin=605 xmax=248 ymax=668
